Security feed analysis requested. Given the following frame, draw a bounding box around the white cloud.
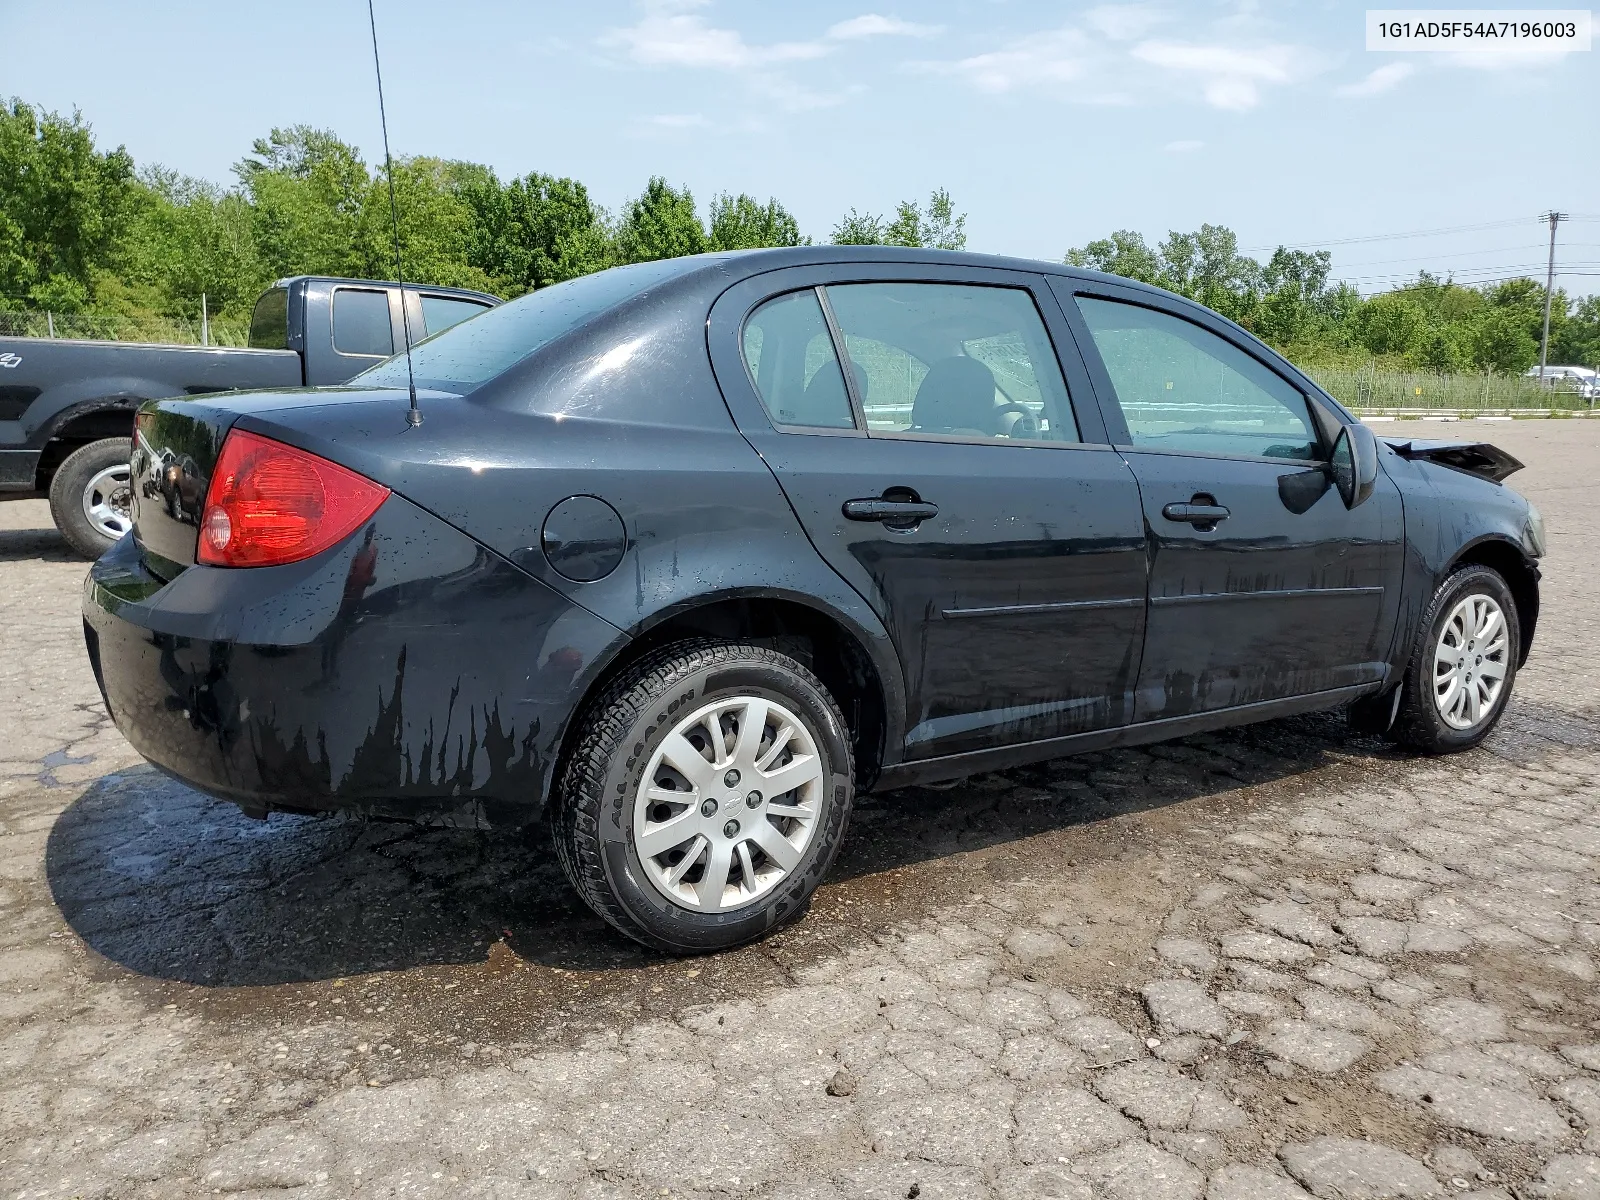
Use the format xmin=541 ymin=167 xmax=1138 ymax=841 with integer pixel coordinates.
xmin=927 ymin=9 xmax=1319 ymax=112
xmin=602 ymin=3 xmax=826 ymax=70
xmin=1084 ymin=4 xmax=1165 ymax=42
xmin=826 ymin=14 xmax=942 ymax=41
xmin=1164 ymin=138 xmax=1204 ymax=153
xmin=947 ymin=29 xmax=1093 ymax=93
xmin=1336 ymin=62 xmax=1414 ymax=98
xmin=1131 ymin=40 xmax=1303 ymax=110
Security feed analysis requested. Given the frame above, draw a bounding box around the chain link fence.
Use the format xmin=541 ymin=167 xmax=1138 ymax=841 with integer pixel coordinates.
xmin=0 ymin=310 xmax=251 ymax=347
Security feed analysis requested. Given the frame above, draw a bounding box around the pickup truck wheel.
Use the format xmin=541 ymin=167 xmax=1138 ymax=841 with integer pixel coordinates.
xmin=1392 ymin=564 xmax=1519 ymax=754
xmin=553 ymin=640 xmax=854 ymax=955
xmin=49 ymin=437 xmax=134 ymax=559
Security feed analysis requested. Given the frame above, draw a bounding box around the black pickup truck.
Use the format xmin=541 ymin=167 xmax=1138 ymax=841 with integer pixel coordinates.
xmin=0 ymin=275 xmax=498 ymax=556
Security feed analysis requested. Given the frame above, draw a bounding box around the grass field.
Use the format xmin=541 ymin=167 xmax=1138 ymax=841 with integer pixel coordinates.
xmin=1305 ymin=365 xmax=1591 ymax=413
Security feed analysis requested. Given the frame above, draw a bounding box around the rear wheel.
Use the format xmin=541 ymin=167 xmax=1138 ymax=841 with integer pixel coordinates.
xmin=553 ymin=640 xmax=854 ymax=954
xmin=1393 ymin=564 xmax=1518 ymax=753
xmin=48 ymin=437 xmax=133 ymax=559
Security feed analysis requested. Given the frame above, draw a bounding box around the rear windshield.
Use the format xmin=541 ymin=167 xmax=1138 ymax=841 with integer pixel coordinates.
xmin=248 ymin=287 xmax=289 ymax=350
xmin=352 ymin=260 xmax=689 ymax=394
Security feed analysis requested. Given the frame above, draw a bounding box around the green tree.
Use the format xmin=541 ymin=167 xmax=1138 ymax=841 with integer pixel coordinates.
xmin=616 ymin=177 xmax=706 ymax=264
xmin=1065 ymin=230 xmax=1163 ymax=284
xmin=0 ymin=98 xmax=136 ymax=308
xmin=352 ymin=156 xmax=492 ymax=291
xmin=884 ymin=200 xmax=923 ymax=247
xmin=1553 ymin=294 xmax=1600 ymax=367
xmin=1412 ymin=326 xmax=1469 ymax=374
xmin=830 ymin=208 xmax=885 ymax=245
xmin=121 ymin=168 xmax=263 ymax=316
xmin=461 ymin=170 xmax=612 ymax=294
xmin=880 ymin=189 xmax=967 ymax=250
xmin=235 ymin=125 xmax=369 ymax=280
xmin=1470 ymin=307 xmax=1539 ymax=373
xmin=832 ymin=190 xmax=966 ymax=250
xmin=1357 ymin=292 xmax=1428 ymax=357
xmin=707 ymin=193 xmax=803 ymax=251
xmin=1158 ymin=225 xmax=1261 ymax=323
xmin=919 ymin=188 xmax=967 ymax=251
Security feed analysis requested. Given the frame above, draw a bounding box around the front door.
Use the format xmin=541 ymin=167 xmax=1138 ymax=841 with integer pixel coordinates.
xmin=1065 ymin=289 xmax=1404 ymax=721
xmin=712 ymin=268 xmax=1149 ymax=762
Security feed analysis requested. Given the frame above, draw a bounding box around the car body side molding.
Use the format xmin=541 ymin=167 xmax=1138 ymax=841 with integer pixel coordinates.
xmin=873 ymin=682 xmax=1379 ymax=791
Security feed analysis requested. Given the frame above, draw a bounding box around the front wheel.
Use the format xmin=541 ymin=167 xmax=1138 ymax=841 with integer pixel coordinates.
xmin=1393 ymin=564 xmax=1519 ymax=753
xmin=553 ymin=640 xmax=854 ymax=954
xmin=48 ymin=437 xmax=133 ymax=559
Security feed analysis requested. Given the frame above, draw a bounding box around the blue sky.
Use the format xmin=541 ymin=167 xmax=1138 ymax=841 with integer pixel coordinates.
xmin=10 ymin=1 xmax=1599 ymax=295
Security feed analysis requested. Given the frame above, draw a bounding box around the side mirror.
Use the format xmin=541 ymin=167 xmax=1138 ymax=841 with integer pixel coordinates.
xmin=1329 ymin=422 xmax=1379 ymax=509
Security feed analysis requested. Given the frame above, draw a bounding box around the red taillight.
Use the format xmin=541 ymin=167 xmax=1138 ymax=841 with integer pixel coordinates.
xmin=197 ymin=430 xmax=390 ymax=568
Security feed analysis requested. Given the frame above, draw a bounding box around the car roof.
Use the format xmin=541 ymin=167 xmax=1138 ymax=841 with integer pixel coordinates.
xmin=644 ymin=244 xmax=1185 ymax=311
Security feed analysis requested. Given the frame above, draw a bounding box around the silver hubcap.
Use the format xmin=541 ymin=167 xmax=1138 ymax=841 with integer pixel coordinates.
xmin=82 ymin=464 xmax=132 ymax=541
xmin=633 ymin=695 xmax=825 ymax=914
xmin=1433 ymin=593 xmax=1509 ymax=730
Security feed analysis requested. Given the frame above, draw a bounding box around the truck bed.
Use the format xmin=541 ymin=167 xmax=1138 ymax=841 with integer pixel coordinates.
xmin=1 ymin=337 xmax=303 ymax=487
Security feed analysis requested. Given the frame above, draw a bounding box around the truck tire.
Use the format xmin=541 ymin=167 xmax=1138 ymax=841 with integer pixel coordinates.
xmin=49 ymin=437 xmax=134 ymax=559
xmin=554 ymin=639 xmax=855 ymax=954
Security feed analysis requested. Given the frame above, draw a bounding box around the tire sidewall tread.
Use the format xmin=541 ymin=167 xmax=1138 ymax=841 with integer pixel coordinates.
xmin=48 ymin=437 xmax=132 ymax=560
xmin=1394 ymin=564 xmax=1519 ymax=754
xmin=554 ymin=639 xmax=854 ymax=955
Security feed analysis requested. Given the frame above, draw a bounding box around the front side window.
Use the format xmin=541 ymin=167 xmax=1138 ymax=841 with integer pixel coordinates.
xmin=420 ymin=294 xmax=490 ymax=336
xmin=825 ymin=283 xmax=1079 ymax=442
xmin=332 ymin=288 xmax=394 ymax=357
xmin=1076 ymin=297 xmax=1319 ymax=461
xmin=741 ymin=289 xmax=855 ymax=429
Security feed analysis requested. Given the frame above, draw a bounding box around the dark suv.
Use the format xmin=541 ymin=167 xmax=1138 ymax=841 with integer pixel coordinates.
xmin=83 ymin=248 xmax=1543 ymax=953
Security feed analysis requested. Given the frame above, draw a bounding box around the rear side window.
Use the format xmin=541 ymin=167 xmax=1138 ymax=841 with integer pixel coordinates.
xmin=741 ymin=290 xmax=855 ymax=429
xmin=825 ymin=283 xmax=1079 ymax=442
xmin=333 ymin=288 xmax=394 ymax=357
xmin=420 ymin=295 xmax=490 ymax=336
xmin=1076 ymin=297 xmax=1319 ymax=460
xmin=248 ymin=288 xmax=288 ymax=350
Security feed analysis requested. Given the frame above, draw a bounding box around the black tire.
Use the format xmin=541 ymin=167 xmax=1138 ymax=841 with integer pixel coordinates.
xmin=48 ymin=437 xmax=133 ymax=559
xmin=1393 ymin=564 xmax=1519 ymax=754
xmin=553 ymin=640 xmax=855 ymax=954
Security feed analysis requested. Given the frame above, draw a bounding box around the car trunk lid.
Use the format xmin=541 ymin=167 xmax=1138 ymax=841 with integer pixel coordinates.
xmin=131 ymin=388 xmax=401 ymax=577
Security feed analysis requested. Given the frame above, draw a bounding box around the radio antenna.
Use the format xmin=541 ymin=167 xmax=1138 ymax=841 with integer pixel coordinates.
xmin=366 ymin=0 xmax=421 ymax=427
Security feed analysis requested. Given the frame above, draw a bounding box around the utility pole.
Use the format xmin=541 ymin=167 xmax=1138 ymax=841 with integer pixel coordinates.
xmin=1538 ymin=210 xmax=1567 ymax=384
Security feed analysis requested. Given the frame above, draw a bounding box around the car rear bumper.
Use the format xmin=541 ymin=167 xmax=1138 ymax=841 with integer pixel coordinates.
xmin=81 ymin=496 xmax=625 ymax=827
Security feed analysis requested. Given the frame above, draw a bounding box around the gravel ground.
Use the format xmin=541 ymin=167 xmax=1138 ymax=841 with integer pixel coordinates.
xmin=2 ymin=418 xmax=1598 ymax=1200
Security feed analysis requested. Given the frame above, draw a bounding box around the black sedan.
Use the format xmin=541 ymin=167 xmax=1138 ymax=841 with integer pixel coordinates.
xmin=83 ymin=247 xmax=1545 ymax=953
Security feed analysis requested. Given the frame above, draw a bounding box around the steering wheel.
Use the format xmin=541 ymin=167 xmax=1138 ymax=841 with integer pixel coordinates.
xmin=992 ymin=401 xmax=1041 ymax=439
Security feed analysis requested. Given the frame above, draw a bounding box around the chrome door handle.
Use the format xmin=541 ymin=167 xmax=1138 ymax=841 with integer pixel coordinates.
xmin=1162 ymin=502 xmax=1230 ymax=527
xmin=842 ymin=498 xmax=938 ymax=527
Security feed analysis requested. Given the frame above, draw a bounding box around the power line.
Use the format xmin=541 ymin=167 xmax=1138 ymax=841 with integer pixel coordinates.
xmin=1340 ymin=261 xmax=1600 ymax=284
xmin=1334 ymin=243 xmax=1557 ymax=269
xmin=1349 ymin=270 xmax=1600 ymax=296
xmin=1244 ymin=217 xmax=1535 ymax=253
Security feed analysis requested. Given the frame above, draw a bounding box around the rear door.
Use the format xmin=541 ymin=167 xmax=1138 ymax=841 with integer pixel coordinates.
xmin=1057 ymin=281 xmax=1404 ymax=721
xmin=710 ymin=264 xmax=1148 ymax=762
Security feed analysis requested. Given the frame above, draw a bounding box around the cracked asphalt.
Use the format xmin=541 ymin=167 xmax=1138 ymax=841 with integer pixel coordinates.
xmin=3 ymin=418 xmax=1599 ymax=1200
